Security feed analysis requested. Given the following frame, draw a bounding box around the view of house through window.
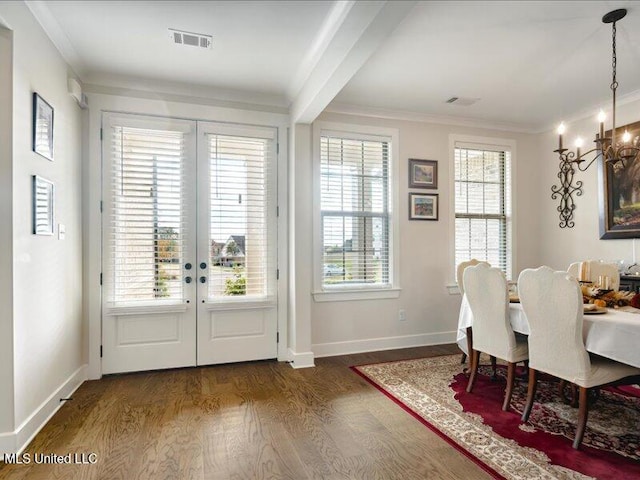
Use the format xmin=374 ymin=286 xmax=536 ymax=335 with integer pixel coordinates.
xmin=107 ymin=124 xmax=275 ymax=304
xmin=320 ymin=133 xmax=391 ymax=288
xmin=454 ymin=145 xmax=512 ymax=278
xmin=206 ymin=133 xmax=274 ymax=298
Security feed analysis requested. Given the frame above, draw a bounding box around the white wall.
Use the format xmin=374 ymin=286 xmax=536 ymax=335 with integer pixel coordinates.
xmin=310 ymin=112 xmax=541 ymax=355
xmin=0 ymin=25 xmax=15 ymax=438
xmin=537 ymin=99 xmax=640 ymax=269
xmin=0 ymin=1 xmax=84 ymax=451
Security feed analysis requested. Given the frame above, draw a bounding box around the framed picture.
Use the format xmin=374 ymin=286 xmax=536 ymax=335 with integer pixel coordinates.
xmin=32 ymin=92 xmax=54 ymax=161
xmin=598 ymin=120 xmax=640 ymax=238
xmin=32 ymin=175 xmax=54 ymax=235
xmin=409 ymin=193 xmax=438 ymax=221
xmin=409 ymin=158 xmax=437 ymax=189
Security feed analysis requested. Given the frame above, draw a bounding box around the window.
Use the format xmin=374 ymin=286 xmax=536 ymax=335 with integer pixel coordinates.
xmin=319 ymin=131 xmax=392 ymax=290
xmin=454 ymin=144 xmax=512 ymax=278
xmin=108 ymin=125 xmax=188 ymax=304
xmin=204 ymin=127 xmax=277 ymax=300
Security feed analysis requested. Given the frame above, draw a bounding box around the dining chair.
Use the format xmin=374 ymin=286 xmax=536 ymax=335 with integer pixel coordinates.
xmin=463 ymin=263 xmax=528 ymax=411
xmin=456 ymin=259 xmax=490 ymax=365
xmin=518 ymin=266 xmax=640 ymax=449
xmin=567 ymin=260 xmax=620 ymax=290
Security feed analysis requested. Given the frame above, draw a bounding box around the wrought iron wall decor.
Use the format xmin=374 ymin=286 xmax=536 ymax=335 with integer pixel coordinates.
xmin=551 ymin=9 xmax=640 ymax=228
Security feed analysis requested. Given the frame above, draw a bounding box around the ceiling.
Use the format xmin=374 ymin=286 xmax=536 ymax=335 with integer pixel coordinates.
xmin=26 ymin=0 xmax=640 ymax=132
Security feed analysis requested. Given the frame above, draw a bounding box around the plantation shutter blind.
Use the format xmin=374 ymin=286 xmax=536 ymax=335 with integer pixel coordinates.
xmin=454 ymin=144 xmax=512 ymax=278
xmin=107 ymin=125 xmax=188 ymax=304
xmin=206 ymin=131 xmax=276 ymax=299
xmin=320 ymin=132 xmax=391 ymax=288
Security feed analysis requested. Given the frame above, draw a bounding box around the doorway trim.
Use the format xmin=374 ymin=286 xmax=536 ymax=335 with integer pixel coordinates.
xmin=84 ymin=93 xmax=290 ymax=379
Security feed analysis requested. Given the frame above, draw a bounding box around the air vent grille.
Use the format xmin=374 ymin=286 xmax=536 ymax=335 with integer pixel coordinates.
xmin=169 ymin=28 xmax=212 ymax=49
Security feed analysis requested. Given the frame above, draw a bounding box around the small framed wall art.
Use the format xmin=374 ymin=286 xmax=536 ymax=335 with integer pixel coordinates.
xmin=409 ymin=158 xmax=437 ymax=189
xmin=409 ymin=192 xmax=438 ymax=221
xmin=32 ymin=92 xmax=54 ymax=161
xmin=32 ymin=175 xmax=54 ymax=235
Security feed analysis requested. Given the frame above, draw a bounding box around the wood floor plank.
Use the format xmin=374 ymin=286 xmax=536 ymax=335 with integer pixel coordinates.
xmin=0 ymin=344 xmax=494 ymax=480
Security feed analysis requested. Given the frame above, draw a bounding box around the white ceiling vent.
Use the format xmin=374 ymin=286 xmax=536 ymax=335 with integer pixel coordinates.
xmin=168 ymin=28 xmax=212 ymax=49
xmin=445 ymin=97 xmax=480 ymax=106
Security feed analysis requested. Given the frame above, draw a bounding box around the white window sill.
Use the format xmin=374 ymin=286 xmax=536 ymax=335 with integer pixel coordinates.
xmin=313 ymin=288 xmax=401 ymax=303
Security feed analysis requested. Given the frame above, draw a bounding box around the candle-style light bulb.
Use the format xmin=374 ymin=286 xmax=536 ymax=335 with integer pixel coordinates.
xmin=557 ymin=122 xmax=566 ymax=150
xmin=557 ymin=123 xmax=566 ymax=135
xmin=575 ymin=137 xmax=584 ymax=159
xmin=597 ymin=110 xmax=606 ymax=141
xmin=623 ymin=130 xmax=631 ymax=143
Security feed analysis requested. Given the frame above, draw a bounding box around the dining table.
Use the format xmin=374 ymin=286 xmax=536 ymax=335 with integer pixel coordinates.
xmin=457 ymin=295 xmax=640 ymax=369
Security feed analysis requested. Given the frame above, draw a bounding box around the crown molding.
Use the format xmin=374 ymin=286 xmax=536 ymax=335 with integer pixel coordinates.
xmin=535 ymin=88 xmax=640 ymax=134
xmin=83 ymin=82 xmax=289 ymax=116
xmin=324 ymin=102 xmax=537 ymax=134
xmin=25 ymin=0 xmax=84 ymax=77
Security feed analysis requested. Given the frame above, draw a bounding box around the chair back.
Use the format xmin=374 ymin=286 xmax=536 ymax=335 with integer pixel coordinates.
xmin=518 ymin=266 xmax=591 ymax=381
xmin=457 ymin=259 xmax=489 ymax=295
xmin=567 ymin=260 xmax=620 ymax=290
xmin=463 ymin=263 xmax=515 ymax=360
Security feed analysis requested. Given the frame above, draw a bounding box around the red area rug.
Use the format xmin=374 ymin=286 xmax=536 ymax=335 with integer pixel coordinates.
xmin=352 ymin=355 xmax=640 ymax=480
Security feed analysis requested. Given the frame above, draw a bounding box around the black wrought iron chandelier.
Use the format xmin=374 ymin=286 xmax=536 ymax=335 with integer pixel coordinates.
xmin=551 ymin=9 xmax=640 ymax=228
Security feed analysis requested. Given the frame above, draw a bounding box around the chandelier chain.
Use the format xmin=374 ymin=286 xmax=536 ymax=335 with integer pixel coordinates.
xmin=611 ymin=21 xmax=618 ymax=91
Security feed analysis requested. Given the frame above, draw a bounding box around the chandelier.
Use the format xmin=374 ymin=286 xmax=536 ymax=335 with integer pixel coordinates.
xmin=551 ymin=9 xmax=640 ymax=228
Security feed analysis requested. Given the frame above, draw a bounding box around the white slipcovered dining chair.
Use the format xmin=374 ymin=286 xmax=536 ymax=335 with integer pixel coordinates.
xmin=456 ymin=259 xmax=490 ymax=365
xmin=567 ymin=260 xmax=620 ymax=290
xmin=518 ymin=266 xmax=640 ymax=449
xmin=464 ymin=263 xmax=529 ymax=411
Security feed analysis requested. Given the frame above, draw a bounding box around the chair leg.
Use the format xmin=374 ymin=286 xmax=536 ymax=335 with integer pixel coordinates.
xmin=461 ymin=353 xmax=467 ymax=364
xmin=466 ymin=350 xmax=480 ymax=393
xmin=502 ymin=362 xmax=516 ymax=411
xmin=573 ymin=387 xmax=589 ymax=449
xmin=521 ymin=368 xmax=538 ymax=422
xmin=490 ymin=355 xmax=498 ymax=380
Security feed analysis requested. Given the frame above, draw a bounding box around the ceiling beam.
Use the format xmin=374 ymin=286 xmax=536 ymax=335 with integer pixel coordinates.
xmin=289 ymin=0 xmax=416 ymax=124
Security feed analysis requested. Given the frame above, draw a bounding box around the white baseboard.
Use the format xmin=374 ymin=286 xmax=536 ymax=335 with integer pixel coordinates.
xmin=0 ymin=364 xmax=88 ymax=458
xmin=312 ymin=331 xmax=457 ymax=358
xmin=287 ymin=349 xmax=315 ymax=369
xmin=0 ymin=431 xmax=14 ymax=460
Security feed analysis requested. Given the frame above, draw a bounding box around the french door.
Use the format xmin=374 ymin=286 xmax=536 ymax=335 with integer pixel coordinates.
xmin=101 ymin=113 xmax=278 ymax=374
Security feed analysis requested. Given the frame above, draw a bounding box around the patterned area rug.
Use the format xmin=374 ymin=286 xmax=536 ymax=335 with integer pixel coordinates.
xmin=352 ymin=355 xmax=640 ymax=480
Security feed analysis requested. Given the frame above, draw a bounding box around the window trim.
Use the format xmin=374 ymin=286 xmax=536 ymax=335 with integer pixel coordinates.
xmin=448 ymin=134 xmax=517 ymax=286
xmin=312 ymin=122 xmax=400 ymax=301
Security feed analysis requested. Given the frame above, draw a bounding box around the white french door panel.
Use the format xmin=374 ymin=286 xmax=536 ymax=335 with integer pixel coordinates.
xmin=101 ymin=113 xmax=198 ymax=374
xmin=101 ymin=113 xmax=278 ymax=373
xmin=195 ymin=121 xmax=278 ymax=365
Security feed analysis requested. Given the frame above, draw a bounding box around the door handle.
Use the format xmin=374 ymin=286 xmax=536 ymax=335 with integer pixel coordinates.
xmin=199 ymin=276 xmax=207 ymax=284
xmin=185 ymin=263 xmax=192 ymax=270
xmin=185 ymin=276 xmax=192 ymax=284
xmin=200 ymin=262 xmax=207 ymax=269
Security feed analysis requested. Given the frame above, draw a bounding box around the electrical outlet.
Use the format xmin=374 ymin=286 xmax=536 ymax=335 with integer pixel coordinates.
xmin=399 ymin=309 xmax=406 ymax=321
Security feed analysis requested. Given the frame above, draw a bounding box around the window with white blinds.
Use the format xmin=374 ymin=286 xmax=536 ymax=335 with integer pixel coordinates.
xmin=206 ymin=132 xmax=275 ymax=299
xmin=320 ymin=133 xmax=391 ymax=288
xmin=108 ymin=126 xmax=186 ymax=304
xmin=454 ymin=145 xmax=512 ymax=278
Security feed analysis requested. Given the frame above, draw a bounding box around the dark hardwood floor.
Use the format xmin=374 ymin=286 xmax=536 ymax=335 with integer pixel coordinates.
xmin=0 ymin=344 xmax=492 ymax=480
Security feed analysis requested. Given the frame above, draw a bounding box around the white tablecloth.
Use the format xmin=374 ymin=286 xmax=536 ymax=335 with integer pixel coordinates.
xmin=457 ymin=295 xmax=640 ymax=368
